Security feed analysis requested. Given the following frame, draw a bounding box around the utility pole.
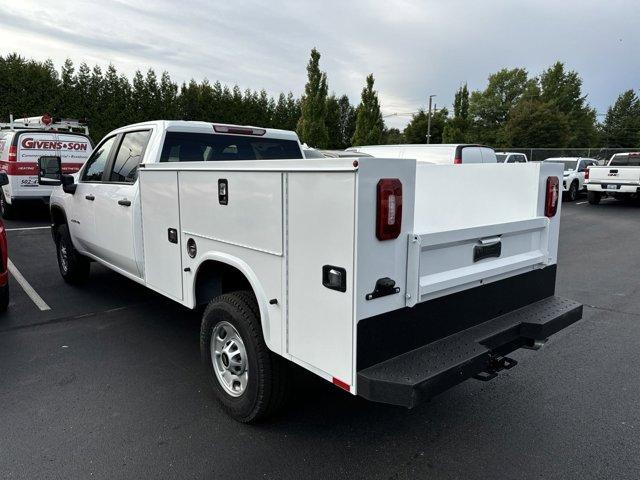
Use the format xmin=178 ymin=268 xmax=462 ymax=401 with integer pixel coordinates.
xmin=426 ymin=94 xmax=436 ymax=144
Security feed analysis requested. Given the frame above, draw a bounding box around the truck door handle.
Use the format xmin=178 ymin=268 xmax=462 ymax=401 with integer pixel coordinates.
xmin=85 ymin=195 xmax=95 ymax=201
xmin=118 ymin=199 xmax=131 ymax=206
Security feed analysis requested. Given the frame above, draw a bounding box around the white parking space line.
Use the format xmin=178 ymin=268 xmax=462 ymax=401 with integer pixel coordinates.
xmin=576 ymin=201 xmax=587 ymax=205
xmin=7 ymin=259 xmax=51 ymax=311
xmin=5 ymin=226 xmax=50 ymax=232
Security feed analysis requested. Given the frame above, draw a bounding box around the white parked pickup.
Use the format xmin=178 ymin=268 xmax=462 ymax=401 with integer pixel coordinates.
xmin=586 ymin=152 xmax=640 ymax=204
xmin=39 ymin=121 xmax=582 ymax=422
xmin=543 ymin=157 xmax=599 ymax=202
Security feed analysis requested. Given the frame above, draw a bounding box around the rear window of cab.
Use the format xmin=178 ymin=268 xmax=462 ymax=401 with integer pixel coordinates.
xmin=160 ymin=132 xmax=303 ymax=162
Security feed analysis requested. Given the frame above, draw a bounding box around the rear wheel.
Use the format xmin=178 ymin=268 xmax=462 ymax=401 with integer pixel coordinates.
xmin=200 ymin=291 xmax=289 ymax=423
xmin=587 ymin=191 xmax=601 ymax=205
xmin=0 ymin=192 xmax=15 ymax=220
xmin=55 ymin=224 xmax=90 ymax=284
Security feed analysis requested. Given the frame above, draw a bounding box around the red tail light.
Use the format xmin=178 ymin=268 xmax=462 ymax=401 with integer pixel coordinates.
xmin=376 ymin=178 xmax=402 ymax=240
xmin=545 ymin=176 xmax=559 ymax=218
xmin=8 ymin=145 xmax=16 ymax=162
xmin=584 ymin=167 xmax=590 ymax=180
xmin=454 ymin=157 xmax=462 ymax=164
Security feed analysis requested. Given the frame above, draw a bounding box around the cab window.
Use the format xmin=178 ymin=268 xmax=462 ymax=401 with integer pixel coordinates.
xmin=109 ymin=130 xmax=151 ymax=183
xmin=81 ymin=136 xmax=117 ymax=182
xmin=159 ymin=132 xmax=303 ymax=162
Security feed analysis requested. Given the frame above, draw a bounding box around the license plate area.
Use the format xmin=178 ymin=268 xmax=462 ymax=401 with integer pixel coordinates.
xmin=604 ymin=184 xmax=619 ymax=190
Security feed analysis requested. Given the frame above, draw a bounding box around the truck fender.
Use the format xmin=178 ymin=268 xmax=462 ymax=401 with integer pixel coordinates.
xmin=190 ymin=252 xmax=276 ymax=353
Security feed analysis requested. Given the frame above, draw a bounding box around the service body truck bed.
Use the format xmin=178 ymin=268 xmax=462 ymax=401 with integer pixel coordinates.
xmin=44 ymin=121 xmax=582 ymax=421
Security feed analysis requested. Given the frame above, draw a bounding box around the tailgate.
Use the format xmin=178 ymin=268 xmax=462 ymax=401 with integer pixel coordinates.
xmin=590 ymin=166 xmax=640 ymax=183
xmin=406 ymin=162 xmax=560 ymax=306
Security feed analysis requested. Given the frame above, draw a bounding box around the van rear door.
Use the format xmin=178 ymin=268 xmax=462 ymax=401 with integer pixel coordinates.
xmin=13 ymin=132 xmax=92 ymax=196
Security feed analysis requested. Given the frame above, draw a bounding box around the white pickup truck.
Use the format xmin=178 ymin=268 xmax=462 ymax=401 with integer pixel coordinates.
xmin=586 ymin=152 xmax=640 ymax=204
xmin=39 ymin=121 xmax=582 ymax=422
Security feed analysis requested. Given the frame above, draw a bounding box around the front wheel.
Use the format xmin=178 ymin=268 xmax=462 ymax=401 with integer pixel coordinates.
xmin=587 ymin=191 xmax=601 ymax=205
xmin=566 ymin=181 xmax=578 ymax=202
xmin=55 ymin=224 xmax=90 ymax=284
xmin=200 ymin=291 xmax=289 ymax=423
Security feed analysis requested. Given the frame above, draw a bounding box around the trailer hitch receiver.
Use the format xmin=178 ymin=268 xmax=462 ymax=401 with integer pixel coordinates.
xmin=472 ymin=355 xmax=518 ymax=382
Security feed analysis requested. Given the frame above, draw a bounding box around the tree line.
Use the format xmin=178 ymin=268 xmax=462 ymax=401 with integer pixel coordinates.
xmin=1 ymin=51 xmax=638 ymax=149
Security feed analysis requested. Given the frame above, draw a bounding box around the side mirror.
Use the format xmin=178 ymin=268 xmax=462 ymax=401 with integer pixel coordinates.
xmin=38 ymin=156 xmax=62 ymax=186
xmin=61 ymin=174 xmax=77 ymax=194
xmin=0 ymin=172 xmax=8 ymax=186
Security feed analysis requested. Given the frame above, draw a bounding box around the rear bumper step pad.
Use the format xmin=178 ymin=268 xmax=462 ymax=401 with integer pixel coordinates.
xmin=356 ymin=296 xmax=582 ymax=408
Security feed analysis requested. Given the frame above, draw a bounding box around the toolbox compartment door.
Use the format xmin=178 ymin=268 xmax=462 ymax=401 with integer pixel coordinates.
xmin=139 ymin=170 xmax=183 ymax=301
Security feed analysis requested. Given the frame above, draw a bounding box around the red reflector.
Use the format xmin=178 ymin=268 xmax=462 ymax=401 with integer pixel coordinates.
xmin=8 ymin=145 xmax=16 ymax=162
xmin=376 ymin=178 xmax=403 ymax=240
xmin=332 ymin=377 xmax=350 ymax=391
xmin=454 ymin=157 xmax=462 ymax=164
xmin=213 ymin=124 xmax=266 ymax=136
xmin=545 ymin=176 xmax=559 ymax=218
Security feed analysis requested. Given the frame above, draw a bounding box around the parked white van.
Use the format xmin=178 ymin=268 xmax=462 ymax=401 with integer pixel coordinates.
xmin=0 ymin=114 xmax=93 ymax=218
xmin=345 ymin=144 xmax=497 ymax=164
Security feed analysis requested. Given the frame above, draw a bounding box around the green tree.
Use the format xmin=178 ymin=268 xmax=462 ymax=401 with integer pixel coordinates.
xmin=539 ymin=61 xmax=597 ymax=147
xmin=601 ymin=89 xmax=640 ymax=147
xmin=503 ymin=99 xmax=570 ymax=148
xmin=383 ymin=127 xmax=404 ymax=144
xmin=325 ymin=94 xmax=341 ymax=148
xmin=443 ymin=83 xmax=470 ymax=142
xmin=296 ymin=48 xmax=329 ymax=148
xmin=469 ymin=68 xmax=534 ymax=145
xmin=351 ymin=74 xmax=384 ymax=146
xmin=403 ymin=107 xmax=449 ymax=144
xmin=337 ymin=95 xmax=356 ymax=148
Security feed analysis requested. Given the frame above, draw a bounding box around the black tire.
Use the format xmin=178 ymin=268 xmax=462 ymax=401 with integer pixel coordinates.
xmin=587 ymin=191 xmax=601 ymax=205
xmin=200 ymin=291 xmax=289 ymax=423
xmin=0 ymin=191 xmax=15 ymax=220
xmin=0 ymin=282 xmax=8 ymax=312
xmin=55 ymin=224 xmax=90 ymax=284
xmin=567 ymin=181 xmax=578 ymax=202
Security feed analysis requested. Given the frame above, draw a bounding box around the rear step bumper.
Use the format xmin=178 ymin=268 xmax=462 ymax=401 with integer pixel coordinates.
xmin=357 ymin=296 xmax=582 ymax=408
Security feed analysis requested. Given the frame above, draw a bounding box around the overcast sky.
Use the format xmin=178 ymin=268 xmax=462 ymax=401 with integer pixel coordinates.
xmin=0 ymin=0 xmax=638 ymax=128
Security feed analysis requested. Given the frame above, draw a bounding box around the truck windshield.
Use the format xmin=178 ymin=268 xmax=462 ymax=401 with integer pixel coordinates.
xmin=610 ymin=154 xmax=640 ymax=166
xmin=160 ymin=132 xmax=302 ymax=162
xmin=546 ymin=160 xmax=577 ymax=171
xmin=496 ymin=154 xmax=507 ymax=163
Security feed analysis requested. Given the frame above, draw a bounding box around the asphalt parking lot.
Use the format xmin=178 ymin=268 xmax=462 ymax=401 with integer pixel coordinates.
xmin=1 ymin=196 xmax=640 ymax=480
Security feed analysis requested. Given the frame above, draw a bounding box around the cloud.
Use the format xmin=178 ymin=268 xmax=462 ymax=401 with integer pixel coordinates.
xmin=0 ymin=0 xmax=638 ymax=129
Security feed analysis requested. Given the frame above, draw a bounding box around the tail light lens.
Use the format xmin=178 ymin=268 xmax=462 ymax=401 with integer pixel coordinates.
xmin=584 ymin=167 xmax=590 ymax=180
xmin=545 ymin=176 xmax=559 ymax=218
xmin=454 ymin=157 xmax=462 ymax=164
xmin=8 ymin=146 xmax=16 ymax=162
xmin=376 ymin=178 xmax=402 ymax=240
